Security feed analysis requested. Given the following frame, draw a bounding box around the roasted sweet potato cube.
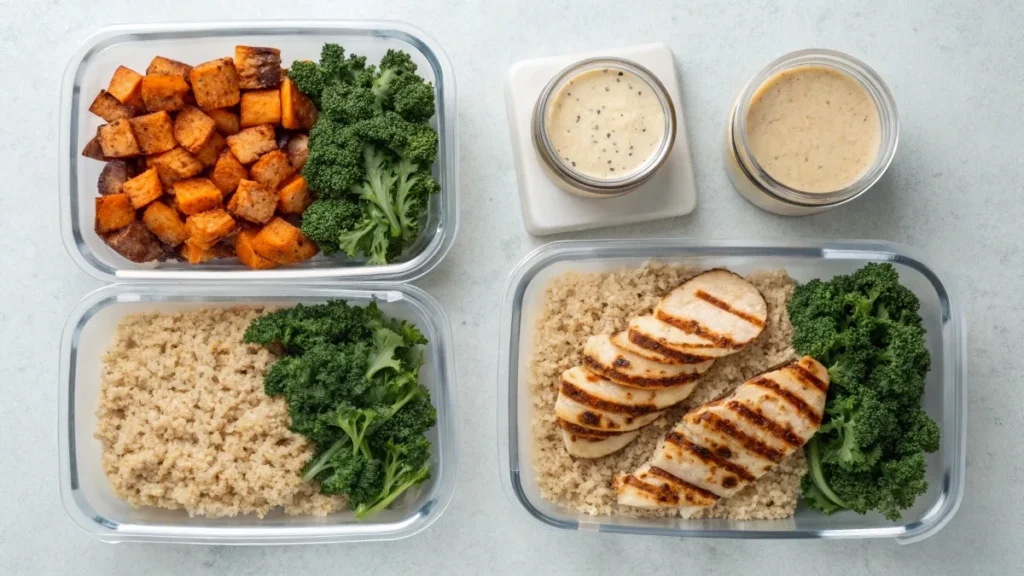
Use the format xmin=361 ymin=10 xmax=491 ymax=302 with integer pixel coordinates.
xmin=239 ymin=89 xmax=281 ymax=128
xmin=82 ymin=136 xmax=108 ymax=161
xmin=207 ymin=108 xmax=240 ymax=135
xmin=277 ymin=175 xmax=313 ymax=214
xmin=210 ymin=150 xmax=248 ymax=194
xmin=174 ymin=178 xmax=223 ymax=215
xmin=251 ymin=216 xmax=318 ymax=264
xmin=122 ymin=167 xmax=163 ymax=209
xmin=235 ymin=227 xmax=278 ymax=269
xmin=172 ymin=106 xmax=217 ymax=153
xmin=194 ymin=131 xmax=227 ymax=166
xmin=142 ymin=201 xmax=188 ymax=246
xmin=190 ymin=57 xmax=240 ymax=109
xmin=227 ymin=179 xmax=278 ymax=224
xmin=180 ymin=239 xmax=213 ymax=264
xmin=235 ymin=46 xmax=282 ymax=89
xmin=129 ymin=111 xmax=177 ymax=155
xmin=283 ymin=133 xmax=309 ymax=170
xmin=141 ymin=74 xmax=190 ymax=112
xmin=280 ymin=77 xmax=318 ymax=130
xmin=107 ymin=65 xmax=144 ymax=108
xmin=249 ymin=150 xmax=294 ymax=190
xmin=147 ymin=147 xmax=204 ymax=186
xmin=146 ymin=56 xmax=192 ymax=84
xmin=185 ymin=208 xmax=237 ymax=249
xmin=97 ymin=160 xmax=137 ymax=196
xmin=104 ymin=221 xmax=167 ymax=263
xmin=89 ymin=90 xmax=139 ymax=122
xmin=97 ymin=119 xmax=140 ymax=158
xmin=225 ymin=124 xmax=277 ymax=164
xmin=95 ymin=193 xmax=136 ymax=233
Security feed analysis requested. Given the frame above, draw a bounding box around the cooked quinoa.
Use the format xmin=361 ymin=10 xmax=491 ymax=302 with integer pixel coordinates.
xmin=95 ymin=307 xmax=344 ymax=518
xmin=528 ymin=264 xmax=805 ymax=519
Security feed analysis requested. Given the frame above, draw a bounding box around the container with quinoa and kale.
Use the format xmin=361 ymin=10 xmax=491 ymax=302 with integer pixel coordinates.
xmin=498 ymin=240 xmax=965 ymax=542
xmin=60 ymin=283 xmax=457 ymax=544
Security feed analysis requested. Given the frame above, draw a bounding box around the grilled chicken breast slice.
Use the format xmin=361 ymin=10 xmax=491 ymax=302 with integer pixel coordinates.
xmin=655 ymin=269 xmax=768 ymax=349
xmin=554 ymin=387 xmax=663 ymax=432
xmin=583 ymin=333 xmax=709 ymax=388
xmin=558 ymin=421 xmax=641 ymax=458
xmin=617 ymin=357 xmax=829 ymax=508
xmin=628 ymin=315 xmax=735 ymax=361
xmin=613 ymin=463 xmax=718 ymax=515
xmin=562 ymin=366 xmax=698 ymax=411
xmin=610 ymin=331 xmax=716 ymax=370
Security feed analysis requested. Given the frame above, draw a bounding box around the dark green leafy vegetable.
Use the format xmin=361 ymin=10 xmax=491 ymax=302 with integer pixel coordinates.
xmin=245 ymin=300 xmax=436 ymax=519
xmin=789 ymin=263 xmax=939 ymax=521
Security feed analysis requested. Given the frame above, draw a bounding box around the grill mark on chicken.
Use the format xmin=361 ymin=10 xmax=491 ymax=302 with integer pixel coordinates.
xmin=726 ymin=401 xmax=803 ymax=447
xmin=665 ymin=430 xmax=756 ymax=482
xmin=627 ymin=329 xmax=717 ymax=363
xmin=622 ymin=474 xmax=681 ymax=505
xmin=789 ymin=362 xmax=829 ymax=393
xmin=556 ymin=419 xmax=626 ymax=439
xmin=647 ymin=466 xmax=720 ymax=502
xmin=560 ymin=379 xmax=660 ymax=416
xmin=693 ymin=289 xmax=766 ymax=327
xmin=654 ymin=309 xmax=745 ymax=349
xmin=582 ymin=355 xmax=704 ymax=388
xmin=748 ymin=377 xmax=822 ymax=425
xmin=690 ymin=411 xmax=785 ymax=463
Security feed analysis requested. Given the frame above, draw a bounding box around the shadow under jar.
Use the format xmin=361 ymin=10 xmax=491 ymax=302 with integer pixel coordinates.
xmin=533 ymin=57 xmax=676 ymax=198
xmin=725 ymin=49 xmax=899 ymax=216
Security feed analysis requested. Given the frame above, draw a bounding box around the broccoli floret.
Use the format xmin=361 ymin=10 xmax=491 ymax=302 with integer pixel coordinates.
xmin=303 ymin=119 xmax=366 ymax=199
xmin=300 ymin=199 xmax=363 ymax=255
xmin=898 ymin=408 xmax=941 ymax=456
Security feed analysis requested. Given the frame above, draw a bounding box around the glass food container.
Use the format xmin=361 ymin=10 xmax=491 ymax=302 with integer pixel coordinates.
xmin=724 ymin=50 xmax=899 ymax=216
xmin=59 ymin=282 xmax=458 ymax=545
xmin=497 ymin=239 xmax=965 ymax=543
xmin=532 ymin=58 xmax=677 ymax=198
xmin=59 ymin=21 xmax=458 ymax=282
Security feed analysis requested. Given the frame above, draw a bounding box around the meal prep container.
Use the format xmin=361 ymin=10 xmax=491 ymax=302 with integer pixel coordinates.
xmin=59 ymin=283 xmax=458 ymax=544
xmin=497 ymin=239 xmax=965 ymax=543
xmin=59 ymin=20 xmax=458 ymax=282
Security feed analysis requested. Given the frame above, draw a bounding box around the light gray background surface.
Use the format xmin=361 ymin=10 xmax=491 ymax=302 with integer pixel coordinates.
xmin=2 ymin=0 xmax=1021 ymax=574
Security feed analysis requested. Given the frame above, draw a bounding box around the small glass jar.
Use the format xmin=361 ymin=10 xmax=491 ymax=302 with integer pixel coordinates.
xmin=724 ymin=49 xmax=899 ymax=215
xmin=533 ymin=57 xmax=677 ymax=198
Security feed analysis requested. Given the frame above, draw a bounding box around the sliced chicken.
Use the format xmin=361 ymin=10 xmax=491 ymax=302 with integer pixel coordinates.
xmin=582 ymin=333 xmax=709 ymax=388
xmin=628 ymin=315 xmax=734 ymax=361
xmin=613 ymin=463 xmax=718 ymax=515
xmin=616 ymin=357 xmax=829 ymax=509
xmin=558 ymin=420 xmax=640 ymax=458
xmin=554 ymin=366 xmax=696 ymax=432
xmin=610 ymin=331 xmax=715 ymax=370
xmin=655 ymin=269 xmax=768 ymax=349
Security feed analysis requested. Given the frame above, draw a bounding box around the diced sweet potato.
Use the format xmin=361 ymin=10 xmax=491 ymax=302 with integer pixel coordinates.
xmin=104 ymin=221 xmax=167 ymax=263
xmin=147 ymin=147 xmax=205 ymax=187
xmin=180 ymin=239 xmax=213 ymax=264
xmin=194 ymin=131 xmax=227 ymax=166
xmin=97 ymin=119 xmax=140 ymax=158
xmin=227 ymin=179 xmax=278 ymax=224
xmin=280 ymin=77 xmax=318 ymax=130
xmin=207 ymin=108 xmax=240 ymax=135
xmin=251 ymin=216 xmax=318 ymax=264
xmin=82 ymin=136 xmax=108 ymax=161
xmin=190 ymin=57 xmax=240 ymax=109
xmin=174 ymin=178 xmax=223 ymax=215
xmin=122 ymin=167 xmax=163 ymax=209
xmin=89 ymin=90 xmax=139 ymax=122
xmin=95 ymin=193 xmax=136 ymax=233
xmin=107 ymin=66 xmax=144 ymax=108
xmin=129 ymin=111 xmax=177 ymax=155
xmin=147 ymin=56 xmax=192 ymax=84
xmin=235 ymin=46 xmax=282 ymax=89
xmin=249 ymin=150 xmax=294 ymax=190
xmin=284 ymin=133 xmax=309 ymax=170
xmin=239 ymin=89 xmax=282 ymax=127
xmin=235 ymin=227 xmax=278 ymax=269
xmin=210 ymin=150 xmax=248 ymax=194
xmin=141 ymin=74 xmax=190 ymax=112
xmin=173 ymin=106 xmax=217 ymax=153
xmin=277 ymin=175 xmax=313 ymax=214
xmin=142 ymin=201 xmax=188 ymax=246
xmin=225 ymin=124 xmax=277 ymax=164
xmin=185 ymin=208 xmax=237 ymax=249
xmin=97 ymin=160 xmax=137 ymax=196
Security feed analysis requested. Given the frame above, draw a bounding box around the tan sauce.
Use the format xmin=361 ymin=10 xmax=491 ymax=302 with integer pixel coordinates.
xmin=745 ymin=65 xmax=880 ymax=193
xmin=545 ymin=68 xmax=666 ymax=179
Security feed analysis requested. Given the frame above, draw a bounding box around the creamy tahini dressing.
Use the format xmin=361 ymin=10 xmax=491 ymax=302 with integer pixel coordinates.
xmin=745 ymin=65 xmax=881 ymax=193
xmin=545 ymin=68 xmax=666 ymax=179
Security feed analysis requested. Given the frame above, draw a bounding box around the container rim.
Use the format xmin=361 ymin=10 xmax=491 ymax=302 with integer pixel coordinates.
xmin=58 ymin=19 xmax=459 ymax=283
xmin=58 ymin=281 xmax=458 ymax=544
xmin=496 ymin=238 xmax=965 ymax=543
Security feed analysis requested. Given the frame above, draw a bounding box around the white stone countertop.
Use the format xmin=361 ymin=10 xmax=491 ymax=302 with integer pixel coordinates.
xmin=1 ymin=0 xmax=1021 ymax=574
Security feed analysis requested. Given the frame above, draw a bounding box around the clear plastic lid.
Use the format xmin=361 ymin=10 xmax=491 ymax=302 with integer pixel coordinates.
xmin=59 ymin=21 xmax=458 ymax=282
